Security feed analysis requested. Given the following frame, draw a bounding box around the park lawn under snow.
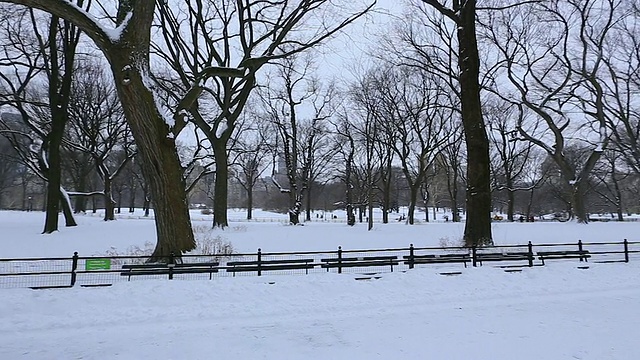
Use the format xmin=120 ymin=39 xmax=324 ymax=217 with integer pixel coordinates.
xmin=1 ymin=210 xmax=640 ymax=359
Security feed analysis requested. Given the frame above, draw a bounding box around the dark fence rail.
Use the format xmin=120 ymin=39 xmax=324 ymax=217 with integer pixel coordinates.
xmin=1 ymin=239 xmax=638 ymax=289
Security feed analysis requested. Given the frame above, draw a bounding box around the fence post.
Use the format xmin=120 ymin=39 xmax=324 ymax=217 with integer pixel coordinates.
xmin=527 ymin=241 xmax=534 ymax=267
xmin=257 ymin=248 xmax=262 ymax=276
xmin=338 ymin=246 xmax=343 ymax=274
xmin=624 ymin=239 xmax=629 ymax=263
xmin=408 ymin=244 xmax=415 ymax=269
xmin=472 ymin=245 xmax=477 ymax=267
xmin=578 ymin=240 xmax=584 ymax=262
xmin=166 ymin=252 xmax=176 ymax=280
xmin=70 ymin=252 xmax=79 ymax=287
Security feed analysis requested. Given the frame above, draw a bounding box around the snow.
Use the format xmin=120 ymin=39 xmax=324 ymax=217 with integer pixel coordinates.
xmin=216 ymin=119 xmax=228 ymax=138
xmin=595 ymin=125 xmax=607 ymax=152
xmin=64 ymin=1 xmax=130 ymax=43
xmin=1 ymin=209 xmax=640 ymax=359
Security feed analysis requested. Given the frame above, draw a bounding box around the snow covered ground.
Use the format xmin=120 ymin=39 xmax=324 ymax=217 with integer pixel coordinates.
xmin=1 ymin=210 xmax=639 ymax=359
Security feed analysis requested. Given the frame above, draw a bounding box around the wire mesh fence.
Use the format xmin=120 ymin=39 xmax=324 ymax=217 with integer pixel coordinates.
xmin=1 ymin=240 xmax=639 ymax=289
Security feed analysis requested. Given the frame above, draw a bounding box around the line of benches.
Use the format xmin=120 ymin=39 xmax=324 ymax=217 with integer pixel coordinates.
xmin=120 ymin=249 xmax=593 ymax=280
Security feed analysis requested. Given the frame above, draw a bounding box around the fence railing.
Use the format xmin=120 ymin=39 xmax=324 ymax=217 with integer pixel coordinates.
xmin=1 ymin=239 xmax=638 ymax=289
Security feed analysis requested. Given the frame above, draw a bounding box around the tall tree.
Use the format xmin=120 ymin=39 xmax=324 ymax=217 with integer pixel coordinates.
xmin=157 ymin=0 xmax=373 ymax=228
xmin=0 ymin=0 xmax=196 ymax=260
xmin=485 ymin=0 xmax=621 ymax=223
xmin=414 ymin=0 xmax=492 ymax=245
xmin=153 ymin=0 xmax=373 ymax=228
xmin=0 ymin=6 xmax=82 ymax=232
xmin=259 ymin=56 xmax=336 ymax=225
xmin=486 ymin=101 xmax=534 ymax=222
xmin=65 ymin=60 xmax=135 ymax=221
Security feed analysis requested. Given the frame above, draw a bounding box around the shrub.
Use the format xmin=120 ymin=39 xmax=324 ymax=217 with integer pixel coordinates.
xmin=439 ymin=236 xmax=464 ymax=249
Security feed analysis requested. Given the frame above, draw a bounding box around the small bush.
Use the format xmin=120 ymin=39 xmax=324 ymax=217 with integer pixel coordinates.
xmin=191 ymin=224 xmax=235 ymax=257
xmin=200 ymin=208 xmax=213 ymax=215
xmin=439 ymin=236 xmax=464 ymax=249
xmin=98 ymin=226 xmax=235 ymax=263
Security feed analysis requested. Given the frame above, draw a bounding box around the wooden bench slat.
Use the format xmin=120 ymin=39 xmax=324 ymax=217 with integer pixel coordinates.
xmin=474 ymin=252 xmax=533 ymax=266
xmin=320 ymin=255 xmax=398 ymax=262
xmin=321 ymin=260 xmax=399 ymax=269
xmin=120 ymin=262 xmax=222 ymax=280
xmin=226 ymin=263 xmax=316 ymax=272
xmin=122 ymin=263 xmax=169 ymax=269
xmin=537 ymin=250 xmax=590 ymax=265
xmin=227 ymin=259 xmax=314 ymax=266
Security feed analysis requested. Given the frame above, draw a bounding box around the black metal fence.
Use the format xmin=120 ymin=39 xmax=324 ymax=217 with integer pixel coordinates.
xmin=1 ymin=239 xmax=638 ymax=289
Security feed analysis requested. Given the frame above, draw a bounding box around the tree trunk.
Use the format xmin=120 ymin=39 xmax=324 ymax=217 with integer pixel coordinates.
xmin=458 ymin=1 xmax=492 ymax=246
xmin=212 ymin=140 xmax=229 ymax=228
xmin=104 ymin=176 xmax=115 ymax=221
xmin=74 ymin=177 xmax=87 ymax=213
xmin=288 ymin=190 xmax=300 ymax=225
xmin=611 ymin=169 xmax=624 ymax=222
xmin=43 ymin=119 xmax=70 ymax=232
xmin=59 ymin=188 xmax=77 ymax=227
xmin=128 ymin=180 xmax=136 ymax=213
xmin=507 ymin=189 xmax=515 ymax=222
xmin=107 ymin=49 xmax=195 ymax=261
xmin=305 ymin=184 xmax=312 ymax=222
xmin=246 ymin=187 xmax=253 ymax=220
xmin=407 ymin=185 xmax=418 ymax=225
xmin=452 ymin=179 xmax=460 ymax=223
xmin=570 ymin=183 xmax=589 ymax=224
xmin=382 ymin=166 xmax=392 ymax=224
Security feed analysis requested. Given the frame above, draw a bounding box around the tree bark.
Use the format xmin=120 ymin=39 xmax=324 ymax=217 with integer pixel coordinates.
xmin=407 ymin=185 xmax=418 ymax=225
xmin=103 ymin=176 xmax=115 ymax=221
xmin=246 ymin=188 xmax=253 ymax=220
xmin=0 ymin=0 xmax=197 ymax=260
xmin=212 ymin=139 xmax=229 ymax=228
xmin=570 ymin=182 xmax=589 ymax=224
xmin=107 ymin=48 xmax=195 ymax=260
xmin=457 ymin=1 xmax=492 ymax=246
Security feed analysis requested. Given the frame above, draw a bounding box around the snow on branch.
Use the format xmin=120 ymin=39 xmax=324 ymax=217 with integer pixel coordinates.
xmin=0 ymin=0 xmax=119 ymax=49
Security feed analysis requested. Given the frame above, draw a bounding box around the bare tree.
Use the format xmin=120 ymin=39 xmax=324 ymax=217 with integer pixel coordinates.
xmin=0 ymin=5 xmax=83 ymax=232
xmin=592 ymin=150 xmax=630 ymax=221
xmin=486 ymin=101 xmax=535 ymax=221
xmin=437 ymin=125 xmax=465 ymax=222
xmin=259 ymin=56 xmax=337 ymax=225
xmin=0 ymin=0 xmax=199 ymax=260
xmin=485 ymin=0 xmax=624 ymax=223
xmin=331 ymin=112 xmax=358 ymax=226
xmin=65 ymin=60 xmax=135 ymax=221
xmin=230 ymin=112 xmax=271 ymax=220
xmin=372 ymin=66 xmax=454 ymax=224
xmin=601 ymin=3 xmax=640 ymax=174
xmin=412 ymin=0 xmax=492 ymax=245
xmin=153 ymin=0 xmax=373 ymax=228
xmin=348 ymin=72 xmax=385 ymax=230
xmin=349 ymin=67 xmax=398 ymax=224
xmin=0 ymin=129 xmax=22 ymax=207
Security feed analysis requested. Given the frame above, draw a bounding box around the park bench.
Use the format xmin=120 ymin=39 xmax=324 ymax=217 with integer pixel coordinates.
xmin=320 ymin=255 xmax=399 ymax=273
xmin=474 ymin=251 xmax=534 ymax=267
xmin=226 ymin=258 xmax=316 ymax=276
xmin=120 ymin=262 xmax=220 ymax=280
xmin=403 ymin=253 xmax=470 ymax=268
xmin=537 ymin=250 xmax=590 ymax=265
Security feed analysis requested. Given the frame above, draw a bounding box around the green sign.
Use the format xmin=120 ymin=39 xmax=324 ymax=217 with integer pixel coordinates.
xmin=85 ymin=258 xmax=111 ymax=271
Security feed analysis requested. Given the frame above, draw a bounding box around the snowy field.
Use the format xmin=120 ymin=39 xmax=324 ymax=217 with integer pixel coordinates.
xmin=1 ymin=209 xmax=640 ymax=359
